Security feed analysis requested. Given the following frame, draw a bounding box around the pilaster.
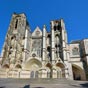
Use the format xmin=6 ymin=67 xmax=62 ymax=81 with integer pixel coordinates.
xmin=23 ymin=29 xmax=29 ymax=62
xmin=51 ymin=21 xmax=55 ymax=62
xmin=42 ymin=25 xmax=47 ymax=61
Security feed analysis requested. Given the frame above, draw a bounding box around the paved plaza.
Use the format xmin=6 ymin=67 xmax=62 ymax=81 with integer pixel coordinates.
xmin=0 ymin=78 xmax=88 ymax=88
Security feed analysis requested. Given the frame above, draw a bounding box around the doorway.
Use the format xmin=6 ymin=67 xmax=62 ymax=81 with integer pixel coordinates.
xmin=30 ymin=71 xmax=38 ymax=78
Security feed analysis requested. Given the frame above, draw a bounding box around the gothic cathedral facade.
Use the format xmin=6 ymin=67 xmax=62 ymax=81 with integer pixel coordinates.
xmin=0 ymin=13 xmax=88 ymax=80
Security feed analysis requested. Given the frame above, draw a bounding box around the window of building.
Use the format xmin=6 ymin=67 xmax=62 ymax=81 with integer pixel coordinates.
xmin=72 ymin=47 xmax=79 ymax=55
xmin=11 ymin=36 xmax=13 ymax=40
xmin=54 ymin=25 xmax=57 ymax=31
xmin=11 ymin=35 xmax=16 ymax=40
xmin=32 ymin=53 xmax=36 ymax=57
xmin=23 ymin=36 xmax=25 ymax=39
xmin=9 ymin=51 xmax=11 ymax=54
xmin=15 ymin=19 xmax=18 ymax=29
xmin=22 ymin=48 xmax=24 ymax=51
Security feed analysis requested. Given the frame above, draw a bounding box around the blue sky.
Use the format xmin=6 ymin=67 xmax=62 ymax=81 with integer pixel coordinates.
xmin=0 ymin=0 xmax=88 ymax=54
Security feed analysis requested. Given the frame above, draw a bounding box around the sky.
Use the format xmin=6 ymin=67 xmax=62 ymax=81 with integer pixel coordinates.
xmin=0 ymin=0 xmax=88 ymax=54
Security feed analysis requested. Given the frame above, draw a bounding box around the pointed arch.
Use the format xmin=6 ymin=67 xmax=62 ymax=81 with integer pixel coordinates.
xmin=55 ymin=62 xmax=65 ymax=78
xmin=72 ymin=64 xmax=86 ymax=80
xmin=56 ymin=62 xmax=65 ymax=68
xmin=15 ymin=64 xmax=22 ymax=69
xmin=46 ymin=63 xmax=52 ymax=69
xmin=3 ymin=64 xmax=9 ymax=69
xmin=24 ymin=58 xmax=42 ymax=70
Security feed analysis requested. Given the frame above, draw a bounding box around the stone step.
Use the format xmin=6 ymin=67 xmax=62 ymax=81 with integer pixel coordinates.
xmin=28 ymin=78 xmax=77 ymax=88
xmin=0 ymin=78 xmax=87 ymax=88
xmin=28 ymin=78 xmax=76 ymax=84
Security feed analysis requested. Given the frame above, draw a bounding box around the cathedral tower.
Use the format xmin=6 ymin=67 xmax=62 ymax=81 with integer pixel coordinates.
xmin=0 ymin=13 xmax=31 ymax=69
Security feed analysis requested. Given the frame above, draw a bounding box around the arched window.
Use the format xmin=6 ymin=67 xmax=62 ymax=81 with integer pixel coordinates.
xmin=72 ymin=47 xmax=79 ymax=55
xmin=15 ymin=19 xmax=18 ymax=29
xmin=11 ymin=35 xmax=16 ymax=40
xmin=47 ymin=34 xmax=51 ymax=45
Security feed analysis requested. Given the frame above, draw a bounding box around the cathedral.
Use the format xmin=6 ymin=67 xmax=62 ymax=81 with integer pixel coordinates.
xmin=0 ymin=13 xmax=88 ymax=80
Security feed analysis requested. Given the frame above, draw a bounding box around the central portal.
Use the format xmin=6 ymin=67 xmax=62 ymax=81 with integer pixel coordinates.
xmin=24 ymin=58 xmax=42 ymax=78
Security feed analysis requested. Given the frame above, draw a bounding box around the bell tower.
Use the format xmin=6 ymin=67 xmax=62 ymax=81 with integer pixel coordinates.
xmin=50 ymin=19 xmax=73 ymax=79
xmin=1 ymin=13 xmax=30 ymax=69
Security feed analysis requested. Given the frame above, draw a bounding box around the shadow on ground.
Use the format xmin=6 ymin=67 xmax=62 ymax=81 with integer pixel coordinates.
xmin=24 ymin=85 xmax=30 ymax=88
xmin=24 ymin=85 xmax=45 ymax=88
xmin=80 ymin=83 xmax=88 ymax=88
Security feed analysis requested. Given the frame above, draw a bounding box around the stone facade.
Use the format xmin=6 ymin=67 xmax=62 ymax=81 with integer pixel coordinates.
xmin=0 ymin=13 xmax=88 ymax=80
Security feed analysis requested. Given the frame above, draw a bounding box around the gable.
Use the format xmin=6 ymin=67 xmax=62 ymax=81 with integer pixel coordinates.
xmin=32 ymin=26 xmax=42 ymax=37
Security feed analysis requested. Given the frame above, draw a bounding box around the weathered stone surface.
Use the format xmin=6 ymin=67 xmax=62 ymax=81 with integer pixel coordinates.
xmin=0 ymin=13 xmax=88 ymax=81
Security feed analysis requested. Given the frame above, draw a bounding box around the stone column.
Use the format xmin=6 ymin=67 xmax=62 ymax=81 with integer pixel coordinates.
xmin=1 ymin=42 xmax=6 ymax=58
xmin=51 ymin=21 xmax=55 ymax=62
xmin=63 ymin=49 xmax=69 ymax=78
xmin=1 ymin=48 xmax=5 ymax=59
xmin=42 ymin=25 xmax=46 ymax=61
xmin=61 ymin=19 xmax=69 ymax=78
xmin=23 ymin=29 xmax=29 ymax=62
xmin=67 ymin=45 xmax=73 ymax=79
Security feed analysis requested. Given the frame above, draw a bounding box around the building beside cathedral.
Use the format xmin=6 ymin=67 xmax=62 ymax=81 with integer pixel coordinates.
xmin=0 ymin=13 xmax=88 ymax=80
